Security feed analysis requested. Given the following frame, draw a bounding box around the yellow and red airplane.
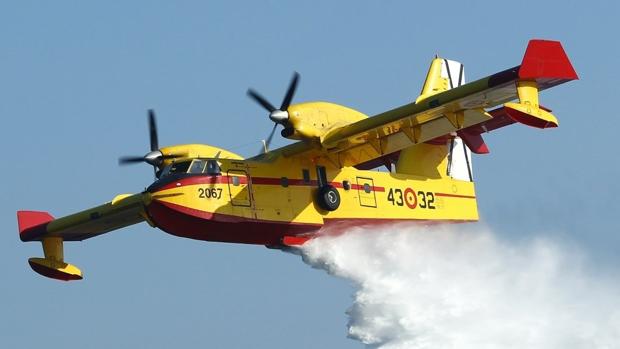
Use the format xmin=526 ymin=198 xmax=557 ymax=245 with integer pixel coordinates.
xmin=17 ymin=39 xmax=577 ymax=281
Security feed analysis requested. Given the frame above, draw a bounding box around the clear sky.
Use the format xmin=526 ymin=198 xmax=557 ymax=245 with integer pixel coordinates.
xmin=1 ymin=1 xmax=618 ymax=348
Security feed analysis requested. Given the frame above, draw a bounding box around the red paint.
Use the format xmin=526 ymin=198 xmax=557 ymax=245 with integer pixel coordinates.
xmin=519 ymin=40 xmax=578 ymax=81
xmin=426 ymin=135 xmax=452 ymax=145
xmin=461 ymin=107 xmax=517 ymax=136
xmin=457 ymin=130 xmax=490 ymax=154
xmin=434 ymin=193 xmax=476 ymax=199
xmin=28 ymin=260 xmax=82 ymax=281
xmin=404 ymin=188 xmax=418 ymax=209
xmin=349 ymin=183 xmax=386 ymax=193
xmin=155 ymin=175 xmax=236 ymax=191
xmin=17 ymin=211 xmax=53 ymax=242
xmin=154 ymin=175 xmax=385 ymax=193
xmin=147 ymin=200 xmax=321 ymax=245
xmin=504 ymin=105 xmax=558 ymax=129
xmin=147 ymin=198 xmax=476 ymax=246
xmin=281 ymin=235 xmax=312 ymax=246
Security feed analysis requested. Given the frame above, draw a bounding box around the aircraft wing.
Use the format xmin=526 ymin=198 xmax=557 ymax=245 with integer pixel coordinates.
xmin=275 ymin=39 xmax=577 ymax=166
xmin=18 ymin=192 xmax=151 ymax=242
xmin=17 ymin=192 xmax=151 ymax=281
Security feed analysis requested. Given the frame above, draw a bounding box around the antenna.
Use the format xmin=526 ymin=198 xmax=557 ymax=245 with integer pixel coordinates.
xmin=261 ymin=139 xmax=268 ymax=154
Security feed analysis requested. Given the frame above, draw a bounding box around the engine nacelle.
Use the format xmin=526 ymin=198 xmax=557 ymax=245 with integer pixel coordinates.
xmin=284 ymin=102 xmax=368 ymax=140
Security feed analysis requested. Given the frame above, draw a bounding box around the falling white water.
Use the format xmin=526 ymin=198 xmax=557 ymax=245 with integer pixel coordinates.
xmin=301 ymin=223 xmax=620 ymax=349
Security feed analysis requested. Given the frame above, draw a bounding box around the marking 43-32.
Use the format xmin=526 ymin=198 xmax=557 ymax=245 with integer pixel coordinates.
xmin=387 ymin=188 xmax=435 ymax=209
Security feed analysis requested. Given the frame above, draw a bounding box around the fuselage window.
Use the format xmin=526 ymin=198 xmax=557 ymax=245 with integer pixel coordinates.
xmin=281 ymin=177 xmax=289 ymax=187
xmin=232 ymin=176 xmax=240 ymax=186
xmin=363 ymin=183 xmax=371 ymax=193
xmin=343 ymin=180 xmax=351 ymax=191
xmin=302 ymin=169 xmax=310 ymax=184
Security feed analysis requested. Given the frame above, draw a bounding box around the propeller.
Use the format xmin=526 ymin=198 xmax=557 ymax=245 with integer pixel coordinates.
xmin=247 ymin=72 xmax=299 ymax=153
xmin=118 ymin=109 xmax=180 ymax=176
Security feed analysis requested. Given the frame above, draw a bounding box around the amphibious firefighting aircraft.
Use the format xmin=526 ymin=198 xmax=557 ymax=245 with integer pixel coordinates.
xmin=17 ymin=39 xmax=577 ymax=281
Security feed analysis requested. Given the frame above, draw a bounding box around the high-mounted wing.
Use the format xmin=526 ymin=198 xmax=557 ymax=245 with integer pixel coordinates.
xmin=17 ymin=192 xmax=151 ymax=280
xmin=273 ymin=39 xmax=577 ymax=167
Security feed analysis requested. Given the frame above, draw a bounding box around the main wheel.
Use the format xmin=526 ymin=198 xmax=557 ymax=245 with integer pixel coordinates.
xmin=317 ymin=185 xmax=340 ymax=211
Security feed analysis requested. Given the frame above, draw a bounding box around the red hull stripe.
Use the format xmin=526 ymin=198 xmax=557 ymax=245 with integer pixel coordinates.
xmin=155 ymin=175 xmax=386 ymax=193
xmin=154 ymin=199 xmax=321 ymax=227
xmin=148 ymin=199 xmax=477 ymax=246
xmin=434 ymin=193 xmax=476 ymax=199
xmin=147 ymin=200 xmax=320 ymax=245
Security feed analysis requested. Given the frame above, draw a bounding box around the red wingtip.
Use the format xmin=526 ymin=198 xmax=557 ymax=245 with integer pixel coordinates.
xmin=519 ymin=39 xmax=578 ymax=80
xmin=17 ymin=211 xmax=54 ymax=241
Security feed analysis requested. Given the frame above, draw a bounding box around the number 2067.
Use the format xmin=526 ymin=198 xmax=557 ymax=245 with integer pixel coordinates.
xmin=198 ymin=188 xmax=222 ymax=199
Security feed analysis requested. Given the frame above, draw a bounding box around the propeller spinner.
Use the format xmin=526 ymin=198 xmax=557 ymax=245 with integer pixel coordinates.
xmin=247 ymin=72 xmax=299 ymax=153
xmin=118 ymin=109 xmax=180 ymax=176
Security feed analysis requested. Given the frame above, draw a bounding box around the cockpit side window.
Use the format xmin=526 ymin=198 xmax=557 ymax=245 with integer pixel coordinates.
xmin=205 ymin=160 xmax=221 ymax=176
xmin=168 ymin=161 xmax=192 ymax=175
xmin=189 ymin=159 xmax=207 ymax=174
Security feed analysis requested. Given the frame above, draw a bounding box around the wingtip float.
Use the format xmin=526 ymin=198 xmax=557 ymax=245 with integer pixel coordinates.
xmin=18 ymin=39 xmax=577 ymax=281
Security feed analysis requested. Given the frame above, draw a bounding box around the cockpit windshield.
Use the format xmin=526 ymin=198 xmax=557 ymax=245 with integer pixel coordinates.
xmin=188 ymin=159 xmax=207 ymax=174
xmin=159 ymin=159 xmax=221 ymax=178
xmin=166 ymin=161 xmax=192 ymax=175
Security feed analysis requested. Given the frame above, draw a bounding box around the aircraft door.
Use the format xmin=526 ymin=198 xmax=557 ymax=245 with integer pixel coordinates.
xmin=227 ymin=170 xmax=251 ymax=207
xmin=356 ymin=176 xmax=377 ymax=207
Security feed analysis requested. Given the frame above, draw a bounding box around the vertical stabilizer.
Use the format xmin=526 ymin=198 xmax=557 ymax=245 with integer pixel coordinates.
xmin=416 ymin=58 xmax=465 ymax=103
xmin=398 ymin=58 xmax=473 ymax=181
xmin=446 ymin=137 xmax=473 ymax=182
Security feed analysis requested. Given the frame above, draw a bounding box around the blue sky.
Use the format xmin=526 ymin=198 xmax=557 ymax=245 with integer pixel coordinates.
xmin=1 ymin=1 xmax=618 ymax=348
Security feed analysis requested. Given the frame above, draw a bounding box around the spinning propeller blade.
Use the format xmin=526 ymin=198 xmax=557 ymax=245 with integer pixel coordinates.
xmin=247 ymin=72 xmax=300 ymax=155
xmin=118 ymin=110 xmax=180 ymax=177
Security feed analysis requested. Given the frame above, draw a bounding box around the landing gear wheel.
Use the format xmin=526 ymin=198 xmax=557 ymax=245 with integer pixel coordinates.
xmin=317 ymin=185 xmax=340 ymax=211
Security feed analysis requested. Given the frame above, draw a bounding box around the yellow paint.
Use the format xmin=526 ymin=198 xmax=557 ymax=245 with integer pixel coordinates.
xmin=159 ymin=144 xmax=243 ymax=167
xmin=504 ymin=80 xmax=559 ymax=127
xmin=42 ymin=237 xmax=63 ymax=261
xmin=396 ymin=143 xmax=448 ymax=179
xmin=29 ymin=237 xmax=83 ymax=280
xmin=112 ymin=194 xmax=133 ymax=205
xmin=416 ymin=58 xmax=450 ymax=103
xmin=287 ymin=102 xmax=368 ymax=140
xmin=22 ymin=44 xmax=575 ymax=281
xmin=28 ymin=258 xmax=82 ymax=279
xmin=152 ymin=155 xmax=479 ymax=226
